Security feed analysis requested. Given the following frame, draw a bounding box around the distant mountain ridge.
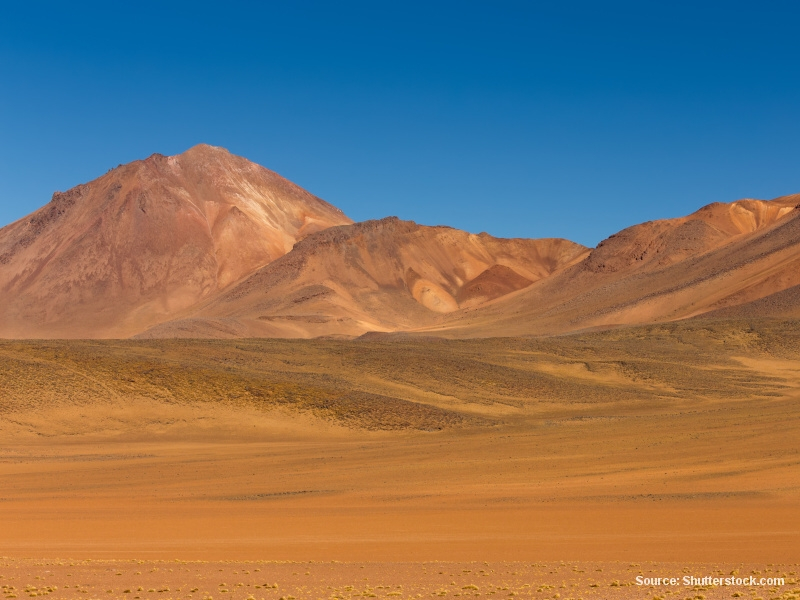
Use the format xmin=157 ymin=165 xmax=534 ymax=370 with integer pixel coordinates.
xmin=135 ymin=216 xmax=588 ymax=338
xmin=1 ymin=145 xmax=798 ymax=339
xmin=432 ymin=193 xmax=800 ymax=337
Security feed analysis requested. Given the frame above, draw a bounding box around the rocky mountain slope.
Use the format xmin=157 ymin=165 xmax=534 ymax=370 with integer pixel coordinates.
xmin=432 ymin=194 xmax=800 ymax=337
xmin=2 ymin=145 xmax=798 ymax=339
xmin=0 ymin=145 xmax=351 ymax=337
xmin=136 ymin=217 xmax=587 ymax=338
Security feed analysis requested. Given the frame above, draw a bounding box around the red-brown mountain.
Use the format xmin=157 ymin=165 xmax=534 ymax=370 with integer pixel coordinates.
xmin=2 ymin=145 xmax=799 ymax=339
xmin=135 ymin=217 xmax=588 ymax=338
xmin=0 ymin=145 xmax=351 ymax=337
xmin=432 ymin=194 xmax=800 ymax=337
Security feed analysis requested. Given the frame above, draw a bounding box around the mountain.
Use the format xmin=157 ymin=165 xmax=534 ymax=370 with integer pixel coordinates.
xmin=135 ymin=217 xmax=589 ymax=338
xmin=2 ymin=144 xmax=799 ymax=340
xmin=0 ymin=145 xmax=351 ymax=337
xmin=430 ymin=194 xmax=800 ymax=337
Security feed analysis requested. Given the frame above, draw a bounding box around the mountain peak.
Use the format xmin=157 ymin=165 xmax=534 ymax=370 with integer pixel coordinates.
xmin=0 ymin=147 xmax=352 ymax=338
xmin=176 ymin=143 xmax=232 ymax=162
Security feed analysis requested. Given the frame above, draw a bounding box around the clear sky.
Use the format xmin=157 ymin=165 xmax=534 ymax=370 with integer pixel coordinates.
xmin=2 ymin=1 xmax=799 ymax=247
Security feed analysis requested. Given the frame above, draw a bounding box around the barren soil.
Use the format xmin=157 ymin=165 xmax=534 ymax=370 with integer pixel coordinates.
xmin=0 ymin=559 xmax=798 ymax=600
xmin=1 ymin=320 xmax=799 ymax=592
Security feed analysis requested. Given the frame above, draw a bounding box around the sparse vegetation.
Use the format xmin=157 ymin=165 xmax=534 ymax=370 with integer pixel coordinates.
xmin=1 ymin=319 xmax=797 ymax=432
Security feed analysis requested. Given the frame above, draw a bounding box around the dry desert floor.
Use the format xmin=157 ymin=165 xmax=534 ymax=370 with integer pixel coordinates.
xmin=1 ymin=559 xmax=798 ymax=600
xmin=1 ymin=320 xmax=799 ymax=596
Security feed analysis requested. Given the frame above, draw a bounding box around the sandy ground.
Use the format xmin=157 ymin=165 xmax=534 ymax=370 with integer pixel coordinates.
xmin=0 ymin=559 xmax=798 ymax=600
xmin=2 ymin=399 xmax=798 ymax=563
xmin=1 ymin=322 xmax=799 ymax=592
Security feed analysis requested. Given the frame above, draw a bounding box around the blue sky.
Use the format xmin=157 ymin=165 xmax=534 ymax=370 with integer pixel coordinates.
xmin=2 ymin=1 xmax=799 ymax=246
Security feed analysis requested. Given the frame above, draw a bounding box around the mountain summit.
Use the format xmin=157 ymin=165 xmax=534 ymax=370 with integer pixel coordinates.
xmin=0 ymin=145 xmax=351 ymax=337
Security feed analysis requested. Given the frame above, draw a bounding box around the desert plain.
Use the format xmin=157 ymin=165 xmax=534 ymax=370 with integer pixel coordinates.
xmin=2 ymin=319 xmax=799 ymax=599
